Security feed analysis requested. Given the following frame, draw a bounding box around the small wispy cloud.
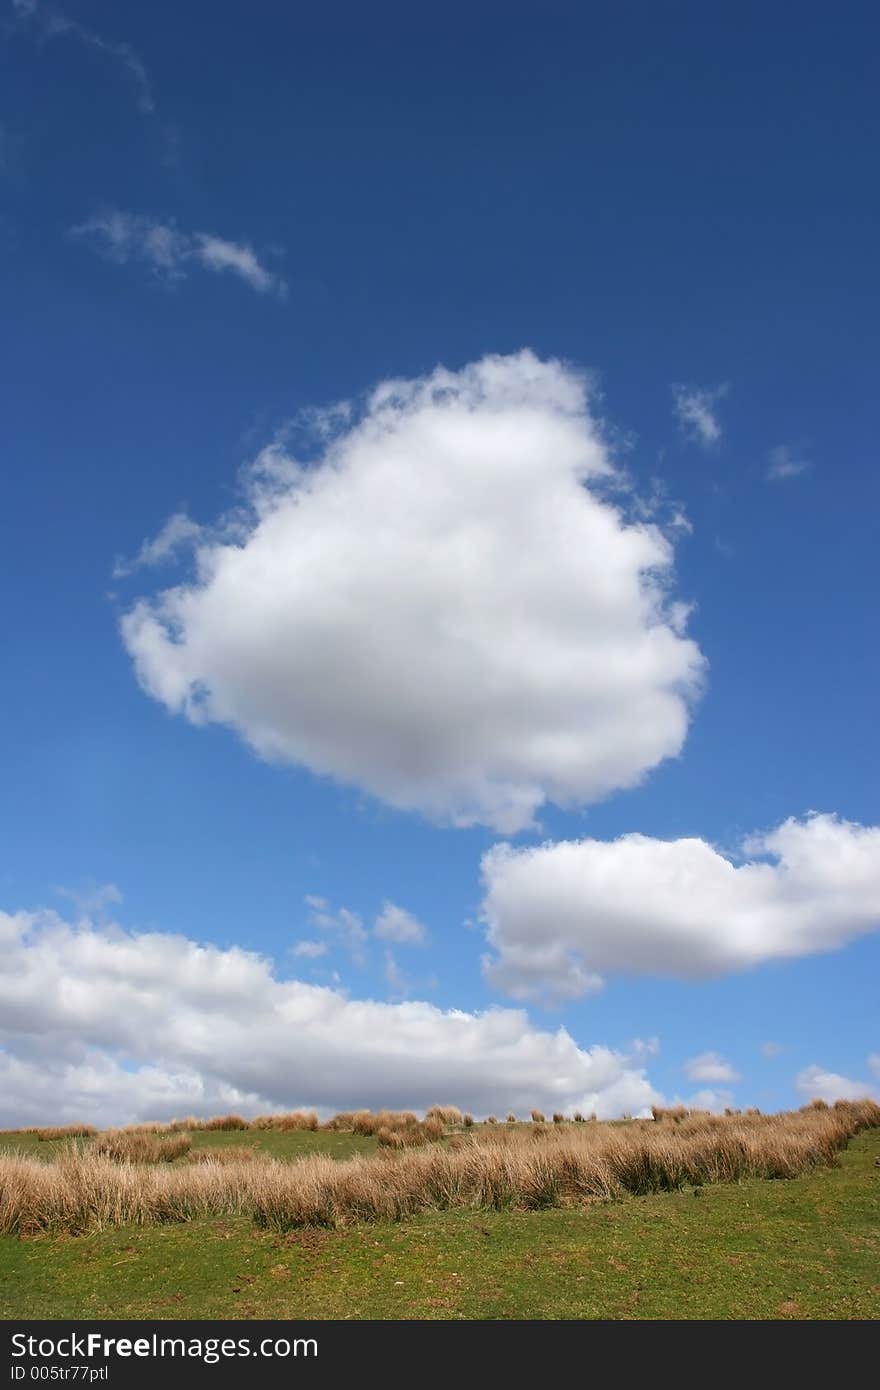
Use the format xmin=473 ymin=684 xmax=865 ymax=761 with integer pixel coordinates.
xmin=767 ymin=443 xmax=811 ymax=482
xmin=305 ymin=896 xmax=367 ymax=963
xmin=194 ymin=234 xmax=281 ymax=295
xmin=373 ymin=901 xmax=429 ymax=946
xmin=683 ymin=1051 xmax=739 ymax=1084
xmin=71 ymin=209 xmax=287 ymax=298
xmin=113 ymin=512 xmax=202 ymax=579
xmin=13 ymin=0 xmax=155 ymax=115
xmin=672 ymin=383 xmax=728 ymax=447
xmin=291 ymin=940 xmax=328 ymax=960
xmin=761 ymin=1041 xmax=784 ymax=1058
xmin=684 ymin=1087 xmax=735 ymax=1113
xmin=54 ymin=881 xmax=122 ymax=921
xmin=383 ymin=949 xmax=409 ymax=996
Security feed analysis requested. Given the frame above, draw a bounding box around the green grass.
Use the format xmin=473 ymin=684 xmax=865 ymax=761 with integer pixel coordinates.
xmin=2 ymin=1128 xmax=878 ymax=1319
xmin=0 ymin=1127 xmax=378 ymax=1163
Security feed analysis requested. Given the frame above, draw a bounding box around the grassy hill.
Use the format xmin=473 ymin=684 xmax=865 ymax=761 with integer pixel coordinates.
xmin=2 ymin=1122 xmax=877 ymax=1319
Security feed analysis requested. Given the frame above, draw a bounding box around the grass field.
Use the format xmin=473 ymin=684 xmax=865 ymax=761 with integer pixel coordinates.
xmin=1 ymin=1124 xmax=877 ymax=1319
xmin=0 ymin=1127 xmax=379 ymax=1164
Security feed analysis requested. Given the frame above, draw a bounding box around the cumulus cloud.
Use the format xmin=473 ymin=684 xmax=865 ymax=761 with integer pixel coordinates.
xmin=868 ymin=1054 xmax=880 ymax=1081
xmin=683 ymin=1051 xmax=739 ymax=1084
xmin=71 ymin=210 xmax=286 ymax=297
xmin=672 ymin=383 xmax=727 ymax=447
xmin=481 ymin=813 xmax=880 ymax=1001
xmin=374 ymin=902 xmax=428 ymax=946
xmin=13 ymin=0 xmax=155 ymax=114
xmin=0 ymin=906 xmax=660 ymax=1127
xmin=795 ymin=1064 xmax=876 ymax=1104
xmin=767 ymin=443 xmax=811 ymax=482
xmin=121 ymin=352 xmax=705 ymax=832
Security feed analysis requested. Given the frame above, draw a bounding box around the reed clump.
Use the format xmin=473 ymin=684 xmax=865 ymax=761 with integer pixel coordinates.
xmin=250 ymin=1113 xmax=319 ymax=1132
xmin=35 ymin=1126 xmax=97 ymax=1141
xmin=425 ymin=1106 xmax=463 ymax=1126
xmin=94 ymin=1131 xmax=192 ymax=1164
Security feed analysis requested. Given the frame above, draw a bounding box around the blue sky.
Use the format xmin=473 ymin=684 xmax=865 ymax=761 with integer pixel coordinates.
xmin=1 ymin=1 xmax=878 ymax=1125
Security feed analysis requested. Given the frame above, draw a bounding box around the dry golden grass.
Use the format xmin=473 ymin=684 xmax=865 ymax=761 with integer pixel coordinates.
xmin=198 ymin=1114 xmax=250 ymax=1131
xmin=335 ymin=1110 xmax=421 ymax=1137
xmin=651 ymin=1105 xmax=689 ymax=1123
xmin=34 ymin=1126 xmax=97 ymax=1141
xmin=94 ymin=1131 xmax=192 ymax=1164
xmin=2 ymin=1100 xmax=876 ymax=1237
xmin=250 ymin=1112 xmax=319 ymax=1132
xmin=376 ymin=1116 xmax=445 ymax=1148
xmin=426 ymin=1105 xmax=463 ymax=1126
xmin=530 ymin=1110 xmax=545 ymax=1124
xmin=187 ymin=1146 xmax=267 ymax=1166
xmin=118 ymin=1122 xmax=171 ymax=1134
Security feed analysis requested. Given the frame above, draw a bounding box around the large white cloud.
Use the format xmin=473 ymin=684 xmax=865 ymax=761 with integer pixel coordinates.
xmin=121 ymin=352 xmax=704 ymax=832
xmin=481 ymin=813 xmax=880 ymax=1000
xmin=0 ymin=907 xmax=660 ymax=1127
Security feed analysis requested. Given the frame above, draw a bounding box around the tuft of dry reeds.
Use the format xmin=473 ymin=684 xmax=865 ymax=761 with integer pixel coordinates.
xmin=376 ymin=1128 xmax=408 ymax=1150
xmin=250 ymin=1112 xmax=319 ymax=1132
xmin=2 ymin=1101 xmax=876 ymax=1237
xmin=530 ymin=1110 xmax=545 ymax=1124
xmin=35 ymin=1126 xmax=97 ymax=1141
xmin=651 ymin=1105 xmax=689 ymax=1123
xmin=425 ymin=1105 xmax=463 ymax=1126
xmin=94 ymin=1131 xmax=192 ymax=1164
xmin=327 ymin=1110 xmax=407 ymax=1136
xmin=199 ymin=1114 xmax=250 ymax=1131
xmin=376 ymin=1116 xmax=445 ymax=1148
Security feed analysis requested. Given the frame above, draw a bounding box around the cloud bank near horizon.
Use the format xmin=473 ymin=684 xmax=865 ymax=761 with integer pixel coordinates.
xmin=0 ymin=905 xmax=660 ymax=1127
